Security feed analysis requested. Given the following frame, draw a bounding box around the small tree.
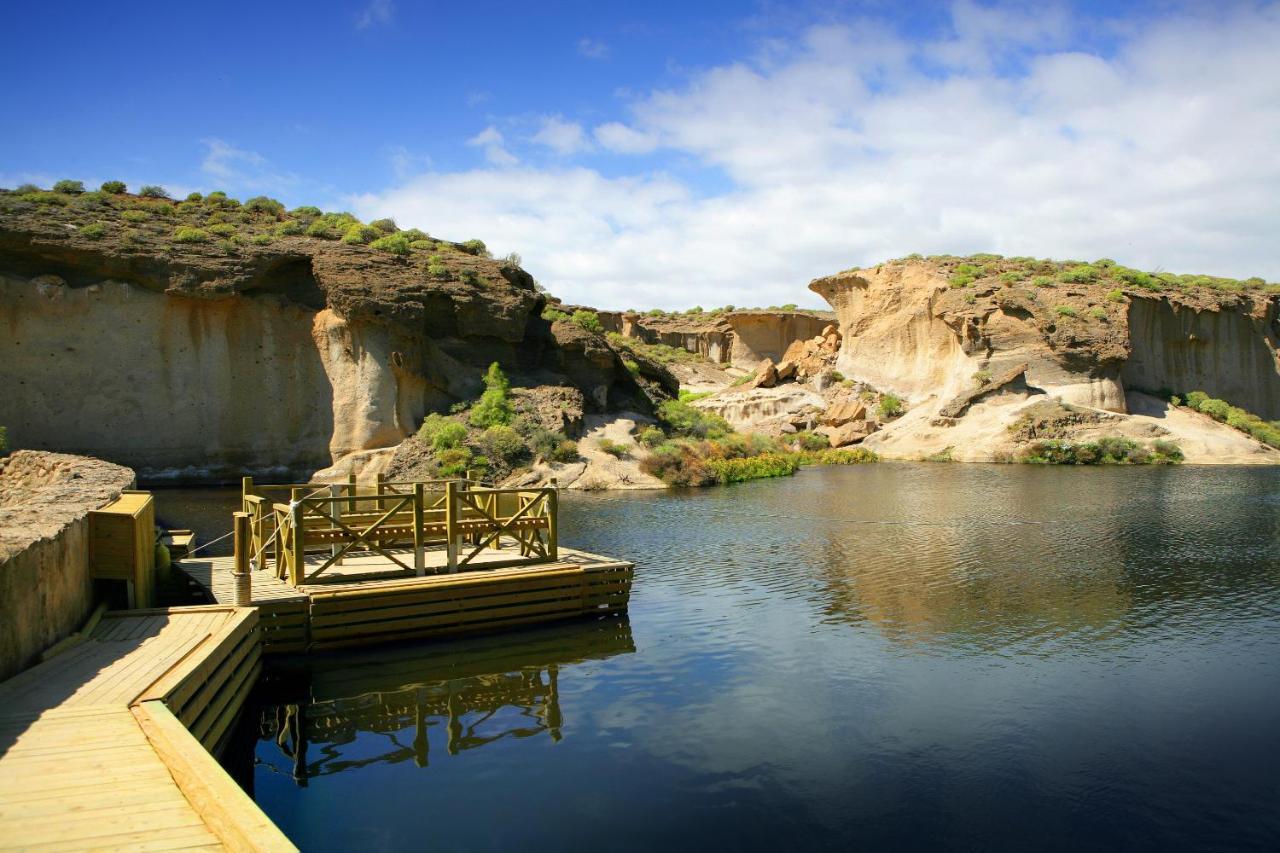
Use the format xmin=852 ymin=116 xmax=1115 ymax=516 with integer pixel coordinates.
xmin=100 ymin=180 xmax=126 ymax=194
xmin=138 ymin=185 xmax=170 ymax=199
xmin=53 ymin=179 xmax=85 ymax=194
xmin=470 ymin=362 xmax=514 ymax=427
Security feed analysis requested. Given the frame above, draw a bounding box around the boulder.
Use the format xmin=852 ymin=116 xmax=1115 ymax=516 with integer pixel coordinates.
xmin=817 ymin=420 xmax=872 ymax=447
xmin=820 ymin=398 xmax=867 ymax=426
xmin=775 ymin=359 xmax=797 ymax=381
xmin=750 ymin=358 xmax=779 ymax=389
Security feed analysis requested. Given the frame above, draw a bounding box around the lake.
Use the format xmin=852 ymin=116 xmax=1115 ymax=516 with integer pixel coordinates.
xmin=161 ymin=463 xmax=1280 ymax=851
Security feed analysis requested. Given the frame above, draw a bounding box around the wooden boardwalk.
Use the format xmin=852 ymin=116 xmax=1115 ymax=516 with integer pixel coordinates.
xmin=176 ymin=545 xmax=634 ymax=654
xmin=0 ymin=607 xmax=294 ymax=852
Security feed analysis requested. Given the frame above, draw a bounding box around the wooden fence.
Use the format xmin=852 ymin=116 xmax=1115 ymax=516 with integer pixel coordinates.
xmin=239 ymin=476 xmax=558 ymax=586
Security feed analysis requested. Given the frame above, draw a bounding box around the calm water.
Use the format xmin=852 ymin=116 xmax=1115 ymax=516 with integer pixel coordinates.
xmin=168 ymin=465 xmax=1280 ymax=851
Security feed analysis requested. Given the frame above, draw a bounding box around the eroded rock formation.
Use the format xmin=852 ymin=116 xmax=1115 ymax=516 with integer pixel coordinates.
xmin=0 ymin=199 xmax=657 ymax=481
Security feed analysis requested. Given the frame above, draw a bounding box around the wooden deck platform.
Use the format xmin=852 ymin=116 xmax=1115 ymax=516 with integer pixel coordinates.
xmin=175 ymin=545 xmax=634 ymax=654
xmin=0 ymin=607 xmax=294 ymax=852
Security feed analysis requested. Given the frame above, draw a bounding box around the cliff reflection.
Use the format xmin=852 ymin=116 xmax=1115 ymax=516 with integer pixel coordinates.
xmin=256 ymin=617 xmax=634 ymax=783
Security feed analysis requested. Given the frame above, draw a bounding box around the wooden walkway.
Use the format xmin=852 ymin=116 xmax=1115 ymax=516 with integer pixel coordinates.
xmin=176 ymin=545 xmax=634 ymax=654
xmin=0 ymin=608 xmax=294 ymax=852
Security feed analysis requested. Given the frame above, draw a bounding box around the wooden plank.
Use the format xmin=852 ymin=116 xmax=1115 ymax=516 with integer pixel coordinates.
xmin=133 ymin=701 xmax=296 ymax=852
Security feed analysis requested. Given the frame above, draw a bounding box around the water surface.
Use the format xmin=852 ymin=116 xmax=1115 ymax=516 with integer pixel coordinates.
xmin=197 ymin=464 xmax=1280 ymax=851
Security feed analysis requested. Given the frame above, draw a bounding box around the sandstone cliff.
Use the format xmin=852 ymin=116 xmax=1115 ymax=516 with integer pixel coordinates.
xmin=809 ymin=257 xmax=1280 ymax=463
xmin=0 ymin=190 xmax=658 ymax=481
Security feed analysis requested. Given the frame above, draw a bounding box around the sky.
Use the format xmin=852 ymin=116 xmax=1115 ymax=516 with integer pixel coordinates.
xmin=2 ymin=0 xmax=1278 ymax=310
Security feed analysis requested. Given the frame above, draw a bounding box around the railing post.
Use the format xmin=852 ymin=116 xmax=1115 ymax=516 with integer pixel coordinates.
xmin=232 ymin=511 xmax=252 ymax=606
xmin=377 ymin=472 xmax=387 ymax=512
xmin=241 ymin=476 xmax=254 ymax=514
xmin=348 ymin=473 xmax=357 ymax=514
xmin=413 ymin=482 xmax=426 ymax=576
xmin=546 ymin=485 xmax=559 ymax=562
xmin=446 ymin=480 xmax=459 ymax=573
xmin=329 ymin=483 xmax=344 ymax=566
xmin=290 ymin=487 xmax=305 ymax=586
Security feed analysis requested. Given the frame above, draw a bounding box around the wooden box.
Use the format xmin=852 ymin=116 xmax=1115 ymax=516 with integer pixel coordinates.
xmin=89 ymin=491 xmax=156 ymax=607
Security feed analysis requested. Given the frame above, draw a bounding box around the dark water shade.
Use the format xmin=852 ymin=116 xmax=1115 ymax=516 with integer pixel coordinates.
xmin=182 ymin=464 xmax=1280 ymax=852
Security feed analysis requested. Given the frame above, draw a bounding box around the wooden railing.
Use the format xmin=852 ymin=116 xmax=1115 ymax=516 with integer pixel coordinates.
xmin=240 ymin=476 xmax=558 ymax=586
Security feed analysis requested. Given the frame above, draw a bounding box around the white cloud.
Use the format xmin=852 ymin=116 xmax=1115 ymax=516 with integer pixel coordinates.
xmin=531 ymin=117 xmax=591 ymax=155
xmin=593 ymin=122 xmax=658 ymax=154
xmin=354 ymin=4 xmax=1280 ymax=310
xmin=199 ymin=138 xmax=302 ymax=196
xmin=355 ymin=0 xmax=394 ymax=30
xmin=466 ymin=126 xmax=518 ymax=166
xmin=578 ymin=38 xmax=609 ymax=59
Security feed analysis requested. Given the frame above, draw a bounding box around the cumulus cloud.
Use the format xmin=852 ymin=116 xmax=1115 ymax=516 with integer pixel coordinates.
xmin=593 ymin=122 xmax=658 ymax=154
xmin=355 ymin=0 xmax=394 ymax=30
xmin=466 ymin=126 xmax=518 ymax=166
xmin=532 ymin=117 xmax=591 ymax=155
xmin=354 ymin=4 xmax=1280 ymax=310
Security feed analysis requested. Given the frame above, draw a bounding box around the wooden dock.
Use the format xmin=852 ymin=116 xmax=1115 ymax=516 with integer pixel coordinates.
xmin=175 ymin=545 xmax=634 ymax=654
xmin=0 ymin=607 xmax=294 ymax=852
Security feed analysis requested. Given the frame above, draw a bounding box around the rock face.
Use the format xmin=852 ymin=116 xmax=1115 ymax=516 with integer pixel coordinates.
xmin=609 ymin=308 xmax=835 ymax=370
xmin=0 ymin=198 xmax=658 ymax=481
xmin=810 ymin=258 xmax=1280 ymax=463
xmin=0 ymin=451 xmax=135 ymax=679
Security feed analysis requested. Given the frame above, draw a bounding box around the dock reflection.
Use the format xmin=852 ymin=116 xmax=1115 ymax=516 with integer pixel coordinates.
xmin=255 ymin=617 xmax=634 ymax=783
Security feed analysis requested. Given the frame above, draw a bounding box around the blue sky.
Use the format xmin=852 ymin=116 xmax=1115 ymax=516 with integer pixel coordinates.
xmin=3 ymin=1 xmax=1278 ymax=309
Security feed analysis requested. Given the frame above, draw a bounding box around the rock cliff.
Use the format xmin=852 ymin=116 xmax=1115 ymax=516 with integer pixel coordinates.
xmin=0 ymin=190 xmax=657 ymax=481
xmin=809 ymin=257 xmax=1280 ymax=463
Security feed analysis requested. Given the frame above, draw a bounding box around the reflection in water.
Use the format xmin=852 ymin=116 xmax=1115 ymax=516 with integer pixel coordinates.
xmin=255 ymin=618 xmax=634 ymax=784
xmin=201 ymin=464 xmax=1280 ymax=851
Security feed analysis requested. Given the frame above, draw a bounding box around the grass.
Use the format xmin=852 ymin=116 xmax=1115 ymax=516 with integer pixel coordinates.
xmin=877 ymin=393 xmax=904 ymax=419
xmin=79 ymin=222 xmax=105 ymax=239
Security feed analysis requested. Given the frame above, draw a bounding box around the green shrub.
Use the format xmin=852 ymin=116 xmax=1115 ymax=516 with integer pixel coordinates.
xmin=459 ymin=269 xmax=481 ymax=286
xmin=793 ymin=431 xmax=830 ymax=451
xmin=528 ymin=427 xmax=578 ymax=462
xmin=370 ymin=217 xmax=398 ymax=233
xmin=1031 ymin=276 xmax=1054 ymax=287
xmin=638 ymin=425 xmax=665 ymax=448
xmin=950 ymin=273 xmax=975 ymax=288
xmin=172 ymin=226 xmax=209 ymax=243
xmin=185 ymin=191 xmax=203 ymax=202
xmin=1106 ymin=289 xmax=1126 ymax=302
xmin=305 ymin=215 xmax=347 ymax=239
xmin=877 ymin=393 xmax=904 ymax=419
xmin=1180 ymin=391 xmax=1280 ymax=448
xmin=657 ymin=399 xmax=731 ymax=439
xmin=470 ymin=362 xmax=515 ymax=428
xmin=342 ymin=224 xmax=380 ymax=245
xmin=72 ymin=191 xmax=108 ymax=208
xmin=21 ymin=191 xmax=67 ymax=206
xmin=14 ymin=183 xmax=41 ymax=193
xmin=427 ymin=255 xmax=449 ymax=278
xmin=53 ymin=179 xmax=84 ymax=194
xmin=461 ymin=238 xmax=489 ymax=256
xmin=274 ymin=220 xmax=303 ymax=236
xmin=100 ymin=180 xmax=126 ymax=194
xmin=480 ymin=424 xmax=525 ymax=462
xmin=1059 ymin=264 xmax=1098 ymax=283
xmin=572 ymin=310 xmax=603 ymax=333
xmin=206 ymin=222 xmax=237 ymax=236
xmin=251 ymin=233 xmax=274 ymax=245
xmin=640 ymin=441 xmax=714 ymax=487
xmin=973 ymin=369 xmax=992 ymax=386
xmin=798 ymin=447 xmax=878 ymax=465
xmin=1055 ymin=305 xmax=1077 ymax=317
xmin=291 ymin=205 xmax=322 ymax=218
xmin=370 ymin=233 xmax=412 ymax=255
xmin=79 ymin=222 xmax=105 ymax=239
xmin=999 ymin=271 xmax=1024 ymax=284
xmin=598 ymin=439 xmax=631 ymax=458
xmin=436 ymin=446 xmax=473 ymax=476
xmin=543 ymin=308 xmax=570 ymax=322
xmin=401 ymin=228 xmax=429 ymax=242
xmin=1090 ymin=307 xmax=1108 ymax=320
xmin=706 ymin=453 xmax=799 ymax=483
xmin=176 ymin=201 xmax=201 ymax=214
xmin=138 ymin=185 xmax=169 ymax=199
xmin=432 ymin=420 xmax=468 ymax=451
xmin=1019 ymin=436 xmax=1181 ymax=465
xmin=244 ymin=196 xmax=284 ymax=215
